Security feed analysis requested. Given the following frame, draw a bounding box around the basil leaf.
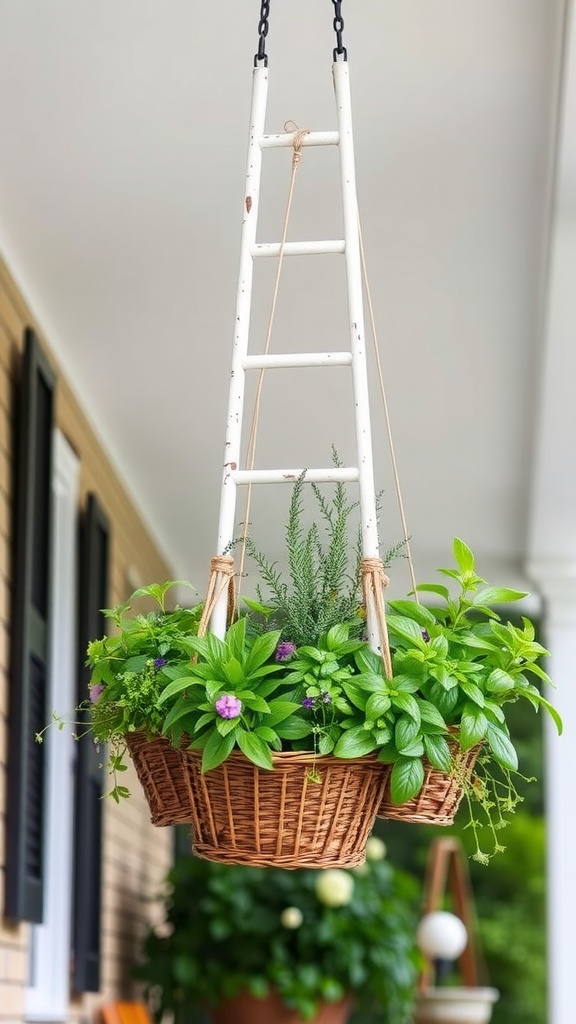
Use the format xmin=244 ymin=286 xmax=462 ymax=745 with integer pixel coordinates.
xmin=486 ymin=723 xmax=518 ymax=770
xmin=390 ymin=757 xmax=425 ymax=804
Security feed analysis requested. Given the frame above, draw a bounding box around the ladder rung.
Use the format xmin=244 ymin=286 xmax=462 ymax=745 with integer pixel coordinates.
xmin=231 ymin=468 xmax=359 ymax=485
xmin=252 ymin=240 xmax=345 ymax=257
xmin=243 ymin=352 xmax=353 ymax=369
xmin=260 ymin=130 xmax=340 ymax=149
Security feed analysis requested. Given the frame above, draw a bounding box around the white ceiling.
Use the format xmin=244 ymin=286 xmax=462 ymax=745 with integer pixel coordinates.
xmin=0 ymin=0 xmax=566 ymax=597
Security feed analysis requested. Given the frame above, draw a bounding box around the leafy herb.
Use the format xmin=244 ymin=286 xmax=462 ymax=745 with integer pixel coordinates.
xmin=158 ymin=617 xmax=301 ymax=771
xmin=136 ymin=839 xmax=421 ymax=1023
xmin=40 ymin=580 xmax=202 ymax=801
xmin=381 ymin=538 xmax=562 ymax=860
xmin=242 ymin=449 xmax=405 ymax=647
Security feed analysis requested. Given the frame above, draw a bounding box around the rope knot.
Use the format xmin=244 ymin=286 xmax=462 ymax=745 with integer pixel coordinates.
xmin=360 ymin=556 xmax=390 ymax=589
xmin=284 ymin=120 xmax=310 ymax=169
xmin=198 ymin=554 xmax=237 ymax=638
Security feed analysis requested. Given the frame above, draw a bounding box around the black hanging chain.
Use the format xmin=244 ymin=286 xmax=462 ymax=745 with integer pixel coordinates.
xmin=254 ymin=0 xmax=271 ymax=67
xmin=331 ymin=0 xmax=347 ymax=61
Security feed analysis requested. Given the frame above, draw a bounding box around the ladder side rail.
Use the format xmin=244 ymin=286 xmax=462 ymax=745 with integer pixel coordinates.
xmin=212 ymin=66 xmax=269 ymax=639
xmin=333 ymin=60 xmax=382 ymax=651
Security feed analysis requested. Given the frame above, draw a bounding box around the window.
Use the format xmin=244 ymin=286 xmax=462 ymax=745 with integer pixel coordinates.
xmin=25 ymin=431 xmax=80 ymax=1020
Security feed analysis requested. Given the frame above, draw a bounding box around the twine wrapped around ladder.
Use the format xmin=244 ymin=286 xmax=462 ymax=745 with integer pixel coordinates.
xmin=360 ymin=555 xmax=392 ymax=679
xmin=198 ymin=551 xmax=392 ymax=682
xmin=197 ymin=554 xmax=237 ymax=638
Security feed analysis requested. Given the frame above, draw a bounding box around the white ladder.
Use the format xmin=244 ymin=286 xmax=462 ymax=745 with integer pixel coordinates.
xmin=212 ymin=60 xmax=382 ymax=644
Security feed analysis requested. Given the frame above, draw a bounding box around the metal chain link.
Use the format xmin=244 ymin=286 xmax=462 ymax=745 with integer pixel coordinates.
xmin=331 ymin=0 xmax=347 ymax=61
xmin=254 ymin=0 xmax=271 ymax=67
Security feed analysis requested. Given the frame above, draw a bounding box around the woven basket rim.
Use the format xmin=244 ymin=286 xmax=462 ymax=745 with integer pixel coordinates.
xmin=182 ymin=746 xmax=381 ymax=770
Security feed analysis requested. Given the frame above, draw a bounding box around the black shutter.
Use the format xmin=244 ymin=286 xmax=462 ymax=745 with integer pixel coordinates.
xmin=5 ymin=328 xmax=56 ymax=922
xmin=72 ymin=493 xmax=109 ymax=992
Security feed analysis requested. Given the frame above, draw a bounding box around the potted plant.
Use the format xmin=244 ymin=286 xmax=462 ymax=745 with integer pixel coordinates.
xmin=374 ymin=537 xmax=562 ymax=862
xmin=39 ymin=580 xmax=203 ymax=824
xmin=154 ymin=476 xmax=560 ymax=864
xmin=148 ymin=472 xmax=403 ymax=866
xmin=48 ymin=468 xmax=561 ymax=866
xmin=41 ymin=471 xmax=398 ymax=863
xmin=136 ymin=835 xmax=421 ymax=1024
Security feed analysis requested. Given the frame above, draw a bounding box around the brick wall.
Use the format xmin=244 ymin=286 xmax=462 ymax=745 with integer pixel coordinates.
xmin=0 ymin=256 xmax=175 ymax=1023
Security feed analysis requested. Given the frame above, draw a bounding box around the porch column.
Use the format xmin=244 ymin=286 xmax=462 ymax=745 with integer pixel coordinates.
xmin=527 ymin=7 xmax=576 ymax=1022
xmin=525 ymin=565 xmax=576 ymax=1024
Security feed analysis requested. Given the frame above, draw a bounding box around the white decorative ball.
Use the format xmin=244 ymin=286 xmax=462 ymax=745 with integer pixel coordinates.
xmin=280 ymin=906 xmax=304 ymax=929
xmin=365 ymin=836 xmax=387 ymax=862
xmin=315 ymin=869 xmax=355 ymax=907
xmin=416 ymin=912 xmax=468 ymax=960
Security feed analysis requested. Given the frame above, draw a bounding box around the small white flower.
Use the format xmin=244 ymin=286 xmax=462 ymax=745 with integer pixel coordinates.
xmin=315 ymin=869 xmax=355 ymax=907
xmin=280 ymin=906 xmax=303 ymax=929
xmin=365 ymin=836 xmax=387 ymax=862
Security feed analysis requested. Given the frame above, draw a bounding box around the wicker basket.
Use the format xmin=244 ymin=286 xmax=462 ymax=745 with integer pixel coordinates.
xmin=180 ymin=748 xmax=386 ymax=868
xmin=125 ymin=731 xmax=194 ymax=827
xmin=377 ymin=741 xmax=482 ymax=826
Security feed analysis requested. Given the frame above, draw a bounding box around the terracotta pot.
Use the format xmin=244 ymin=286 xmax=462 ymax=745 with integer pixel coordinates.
xmin=414 ymin=987 xmax=499 ymax=1024
xmin=208 ymin=989 xmax=353 ymax=1024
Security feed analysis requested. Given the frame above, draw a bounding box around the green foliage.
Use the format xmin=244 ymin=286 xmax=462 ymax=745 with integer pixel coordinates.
xmin=136 ymin=843 xmax=421 ymax=1023
xmin=40 ymin=580 xmax=202 ymax=801
xmin=242 ymin=462 xmax=367 ymax=647
xmin=376 ymin=695 xmax=547 ymax=1024
xmin=43 ymin=481 xmax=561 ymax=863
xmin=470 ymin=814 xmax=547 ymax=1024
xmin=381 ymin=538 xmax=561 ymax=860
xmin=158 ymin=616 xmax=298 ymax=771
xmin=159 ymin=618 xmax=402 ymax=770
xmin=242 ymin=452 xmax=405 ymax=649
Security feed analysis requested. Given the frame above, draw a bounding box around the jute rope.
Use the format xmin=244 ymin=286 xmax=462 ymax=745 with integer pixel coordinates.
xmin=360 ymin=556 xmax=393 ymax=679
xmin=358 ymin=218 xmax=419 ymax=602
xmin=198 ymin=554 xmax=236 ymax=637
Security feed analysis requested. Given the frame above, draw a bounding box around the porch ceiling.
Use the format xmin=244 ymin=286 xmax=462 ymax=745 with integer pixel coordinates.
xmin=0 ymin=0 xmax=566 ymax=596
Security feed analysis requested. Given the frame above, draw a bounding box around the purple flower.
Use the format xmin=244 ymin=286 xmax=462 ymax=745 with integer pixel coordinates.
xmin=275 ymin=641 xmax=297 ymax=662
xmin=154 ymin=657 xmax=167 ymax=670
xmin=301 ymin=697 xmax=315 ymax=709
xmin=215 ymin=694 xmax=243 ymax=719
xmin=89 ymin=683 xmax=105 ymax=703
xmin=321 ymin=691 xmax=332 ymax=704
xmin=421 ymin=630 xmax=430 ymax=643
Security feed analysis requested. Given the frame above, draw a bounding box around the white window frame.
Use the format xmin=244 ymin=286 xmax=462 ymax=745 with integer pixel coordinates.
xmin=25 ymin=430 xmax=80 ymax=1021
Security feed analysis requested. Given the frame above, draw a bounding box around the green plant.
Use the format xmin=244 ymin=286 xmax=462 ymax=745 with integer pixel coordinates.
xmin=154 ymin=469 xmax=404 ymax=772
xmin=39 ymin=580 xmax=202 ymax=800
xmin=380 ymin=698 xmax=548 ymax=1024
xmin=242 ymin=458 xmax=404 ymax=647
xmin=377 ymin=538 xmax=562 ymax=861
xmin=157 ymin=617 xmax=401 ymax=772
xmin=136 ymin=838 xmax=421 ymax=1024
xmin=48 ymin=475 xmax=561 ymax=853
xmin=157 ymin=616 xmax=300 ymax=771
xmin=471 ymin=813 xmax=547 ymax=1024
